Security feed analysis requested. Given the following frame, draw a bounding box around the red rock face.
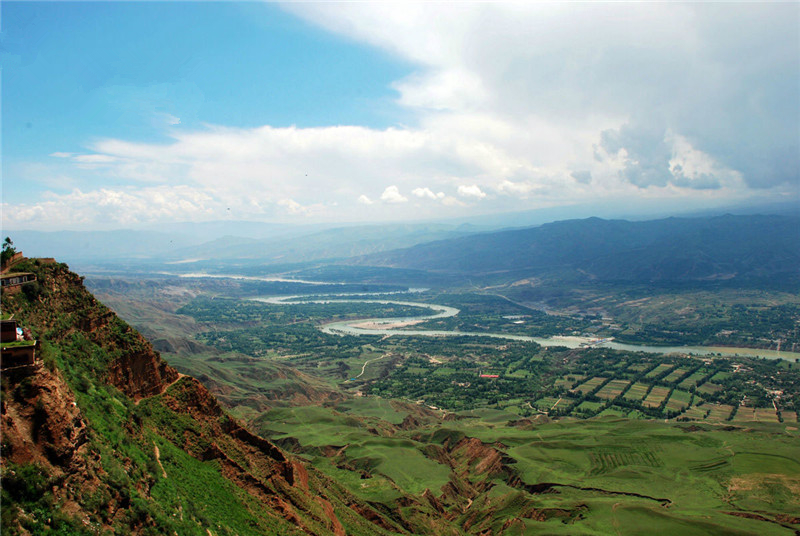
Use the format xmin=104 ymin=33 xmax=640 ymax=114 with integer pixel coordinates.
xmin=106 ymin=349 xmax=179 ymax=400
xmin=1 ymin=366 xmax=88 ymax=469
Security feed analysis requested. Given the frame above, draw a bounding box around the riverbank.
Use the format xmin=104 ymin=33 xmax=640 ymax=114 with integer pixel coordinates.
xmin=261 ymin=295 xmax=800 ymax=362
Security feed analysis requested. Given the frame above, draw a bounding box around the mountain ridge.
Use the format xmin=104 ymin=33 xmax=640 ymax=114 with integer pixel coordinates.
xmin=353 ymin=214 xmax=800 ymax=288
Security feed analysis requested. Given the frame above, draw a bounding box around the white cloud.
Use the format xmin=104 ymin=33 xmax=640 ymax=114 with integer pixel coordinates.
xmin=6 ymin=3 xmax=797 ymax=229
xmin=412 ymin=187 xmax=445 ymax=200
xmin=73 ymin=154 xmax=118 ymax=164
xmin=289 ymin=3 xmax=798 ymax=191
xmin=441 ymin=196 xmax=465 ymax=207
xmin=380 ymin=185 xmax=408 ymax=204
xmin=457 ymin=185 xmax=486 ymax=199
xmin=3 ymin=186 xmax=217 ymax=229
xmin=160 ymin=113 xmax=181 ymax=126
xmin=278 ymin=198 xmax=309 ymax=215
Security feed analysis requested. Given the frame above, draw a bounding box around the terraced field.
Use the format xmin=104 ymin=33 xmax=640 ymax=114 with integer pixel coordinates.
xmin=597 ymin=379 xmax=631 ymax=400
xmin=681 ymin=406 xmax=709 ymax=420
xmin=733 ymin=408 xmax=757 ymax=422
xmin=645 ymin=363 xmax=674 ymax=378
xmin=710 ymin=371 xmax=732 ymax=382
xmin=678 ymin=370 xmax=709 ymax=389
xmin=731 ymin=406 xmax=782 ymax=423
xmin=697 ymin=382 xmax=723 ymax=396
xmin=643 ymin=386 xmax=671 ymax=408
xmin=574 ymin=376 xmax=607 ymax=394
xmin=624 ymin=382 xmax=650 ymax=401
xmin=589 ymin=448 xmax=662 ymax=475
xmin=663 ymin=367 xmax=689 ymax=383
xmin=705 ymin=404 xmax=735 ymax=422
xmin=754 ymin=407 xmax=780 ymax=423
xmin=250 ymin=398 xmax=800 ymax=536
xmin=665 ymin=389 xmax=692 ymax=412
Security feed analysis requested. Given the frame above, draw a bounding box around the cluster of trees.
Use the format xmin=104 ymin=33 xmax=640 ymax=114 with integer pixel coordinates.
xmin=1 ymin=237 xmax=16 ymax=268
xmin=617 ymin=303 xmax=800 ymax=348
xmin=410 ymin=293 xmax=595 ymax=337
xmin=178 ymin=296 xmax=432 ymax=325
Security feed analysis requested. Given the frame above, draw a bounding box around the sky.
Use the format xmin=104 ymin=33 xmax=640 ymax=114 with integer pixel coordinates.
xmin=2 ymin=1 xmax=798 ymax=231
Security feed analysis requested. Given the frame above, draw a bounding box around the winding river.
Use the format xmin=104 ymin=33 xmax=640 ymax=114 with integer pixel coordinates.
xmin=253 ymin=295 xmax=800 ymax=362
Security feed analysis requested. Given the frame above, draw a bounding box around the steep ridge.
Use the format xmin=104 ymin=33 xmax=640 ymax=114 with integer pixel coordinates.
xmin=0 ymin=258 xmax=405 ymax=535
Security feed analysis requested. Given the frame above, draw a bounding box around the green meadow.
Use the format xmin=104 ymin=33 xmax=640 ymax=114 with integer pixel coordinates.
xmin=248 ymin=400 xmax=800 ymax=535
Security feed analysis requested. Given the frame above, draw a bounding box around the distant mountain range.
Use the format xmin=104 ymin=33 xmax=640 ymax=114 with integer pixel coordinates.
xmin=6 ymin=213 xmax=799 ymax=290
xmin=354 ymin=214 xmax=800 ymax=287
xmin=5 ymin=222 xmax=476 ymax=267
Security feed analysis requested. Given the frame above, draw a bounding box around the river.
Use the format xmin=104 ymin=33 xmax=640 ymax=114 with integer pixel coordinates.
xmin=253 ymin=295 xmax=800 ymax=362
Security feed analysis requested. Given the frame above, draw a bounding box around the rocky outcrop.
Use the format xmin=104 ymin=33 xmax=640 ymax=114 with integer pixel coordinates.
xmin=1 ymin=366 xmax=88 ymax=469
xmin=451 ymin=437 xmax=506 ymax=477
xmin=107 ymin=349 xmax=179 ymax=400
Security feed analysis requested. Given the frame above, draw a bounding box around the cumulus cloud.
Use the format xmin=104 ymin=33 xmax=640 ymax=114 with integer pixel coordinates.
xmin=6 ymin=3 xmax=797 ymax=229
xmin=412 ymin=187 xmax=445 ymax=200
xmin=278 ymin=198 xmax=308 ymax=215
xmin=3 ymin=186 xmax=217 ymax=229
xmin=289 ymin=3 xmax=798 ymax=192
xmin=380 ymin=185 xmax=408 ymax=204
xmin=599 ymin=125 xmax=739 ymax=190
xmin=457 ymin=185 xmax=486 ymax=199
xmin=600 ymin=123 xmax=674 ymax=188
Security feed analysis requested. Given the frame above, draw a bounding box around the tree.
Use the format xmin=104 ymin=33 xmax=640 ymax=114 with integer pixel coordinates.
xmin=1 ymin=236 xmax=17 ymax=267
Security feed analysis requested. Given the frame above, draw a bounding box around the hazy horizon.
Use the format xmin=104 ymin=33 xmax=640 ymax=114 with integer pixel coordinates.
xmin=3 ymin=2 xmax=798 ymax=231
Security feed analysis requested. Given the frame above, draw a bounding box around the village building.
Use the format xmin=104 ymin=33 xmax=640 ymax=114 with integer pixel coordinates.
xmin=0 ymin=318 xmax=39 ymax=371
xmin=1 ymin=253 xmax=41 ymax=374
xmin=1 ymin=272 xmax=37 ymax=288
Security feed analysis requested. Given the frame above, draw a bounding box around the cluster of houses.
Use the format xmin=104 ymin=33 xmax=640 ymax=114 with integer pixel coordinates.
xmin=1 ymin=255 xmax=40 ymax=373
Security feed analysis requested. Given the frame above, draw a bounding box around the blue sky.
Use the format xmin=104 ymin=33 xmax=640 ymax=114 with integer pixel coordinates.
xmin=4 ymin=3 xmax=408 ymax=177
xmin=3 ymin=2 xmax=798 ymax=230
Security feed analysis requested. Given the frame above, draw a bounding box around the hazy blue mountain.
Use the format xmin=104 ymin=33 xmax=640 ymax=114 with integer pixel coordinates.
xmin=5 ymin=230 xmax=205 ymax=263
xmin=355 ymin=215 xmax=800 ymax=287
xmin=4 ymin=222 xmax=477 ymax=268
xmin=162 ymin=223 xmax=474 ymax=264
